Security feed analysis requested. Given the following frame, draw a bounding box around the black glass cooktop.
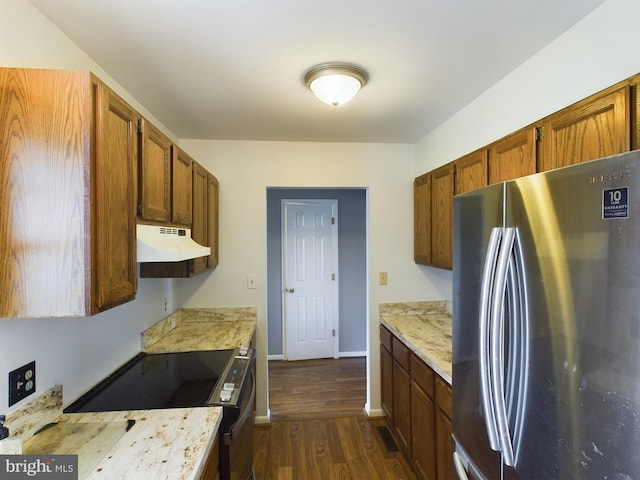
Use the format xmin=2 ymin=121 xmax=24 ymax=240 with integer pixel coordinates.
xmin=64 ymin=349 xmax=235 ymax=413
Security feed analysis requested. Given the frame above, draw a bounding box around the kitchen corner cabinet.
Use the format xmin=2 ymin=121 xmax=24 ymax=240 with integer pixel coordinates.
xmin=0 ymin=68 xmax=137 ymax=318
xmin=380 ymin=325 xmax=450 ymax=480
xmin=138 ymin=118 xmax=171 ymax=223
xmin=539 ymin=84 xmax=630 ymax=172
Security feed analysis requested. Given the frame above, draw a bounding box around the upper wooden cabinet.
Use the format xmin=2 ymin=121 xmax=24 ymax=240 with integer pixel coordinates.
xmin=414 ymin=173 xmax=431 ymax=265
xmin=191 ymin=162 xmax=209 ymax=276
xmin=631 ymin=76 xmax=640 ymax=151
xmin=539 ymin=84 xmax=630 ymax=171
xmin=171 ymin=145 xmax=193 ymax=227
xmin=454 ymin=148 xmax=488 ymax=195
xmin=415 ymin=74 xmax=639 ymax=271
xmin=207 ymin=173 xmax=219 ymax=269
xmin=138 ymin=118 xmax=171 ymax=223
xmin=140 ymin=161 xmax=219 ymax=278
xmin=489 ymin=126 xmax=538 ymax=184
xmin=0 ymin=68 xmax=137 ymax=317
xmin=430 ymin=164 xmax=454 ymax=270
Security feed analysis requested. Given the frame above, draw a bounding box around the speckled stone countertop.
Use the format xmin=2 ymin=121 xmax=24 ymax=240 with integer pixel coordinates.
xmin=5 ymin=386 xmax=222 ymax=480
xmin=379 ymin=301 xmax=452 ymax=384
xmin=142 ymin=307 xmax=257 ymax=352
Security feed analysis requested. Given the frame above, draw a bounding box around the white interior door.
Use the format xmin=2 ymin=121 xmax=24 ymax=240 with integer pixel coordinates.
xmin=283 ymin=200 xmax=338 ymax=361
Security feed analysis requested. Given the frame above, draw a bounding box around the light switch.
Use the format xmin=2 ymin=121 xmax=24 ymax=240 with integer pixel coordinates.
xmin=379 ymin=272 xmax=388 ymax=285
xmin=247 ymin=274 xmax=257 ymax=289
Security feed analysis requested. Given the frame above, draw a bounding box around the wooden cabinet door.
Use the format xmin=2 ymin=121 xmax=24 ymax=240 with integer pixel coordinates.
xmin=412 ymin=382 xmax=436 ymax=480
xmin=380 ymin=343 xmax=394 ymax=421
xmin=540 ymin=85 xmax=630 ymax=171
xmin=171 ymin=145 xmax=193 ymax=227
xmin=489 ymin=126 xmax=538 ymax=184
xmin=631 ymin=75 xmax=640 ymax=151
xmin=191 ymin=162 xmax=209 ymax=275
xmin=393 ymin=359 xmax=412 ymax=454
xmin=92 ymin=79 xmax=138 ymax=312
xmin=414 ymin=173 xmax=431 ymax=265
xmin=435 ymin=377 xmax=453 ymax=480
xmin=207 ymin=173 xmax=219 ymax=269
xmin=454 ymin=148 xmax=488 ymax=195
xmin=138 ymin=119 xmax=171 ymax=222
xmin=430 ymin=163 xmax=454 ymax=270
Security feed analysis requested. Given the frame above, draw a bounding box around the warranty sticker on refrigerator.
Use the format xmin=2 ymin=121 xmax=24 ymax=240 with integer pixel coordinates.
xmin=603 ymin=187 xmax=629 ymax=219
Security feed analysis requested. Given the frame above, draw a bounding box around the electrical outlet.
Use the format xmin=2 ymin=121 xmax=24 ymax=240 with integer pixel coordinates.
xmin=379 ymin=272 xmax=388 ymax=285
xmin=9 ymin=361 xmax=36 ymax=407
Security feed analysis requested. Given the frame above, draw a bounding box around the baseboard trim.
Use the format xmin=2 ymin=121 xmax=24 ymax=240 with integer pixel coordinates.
xmin=364 ymin=403 xmax=385 ymax=418
xmin=254 ymin=409 xmax=271 ymax=425
xmin=268 ymin=351 xmax=366 ymax=361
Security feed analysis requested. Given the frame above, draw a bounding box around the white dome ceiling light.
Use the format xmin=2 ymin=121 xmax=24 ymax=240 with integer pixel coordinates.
xmin=304 ymin=63 xmax=369 ymax=107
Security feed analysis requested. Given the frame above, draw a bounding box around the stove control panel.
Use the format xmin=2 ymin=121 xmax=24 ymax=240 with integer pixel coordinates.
xmin=209 ymin=348 xmax=255 ymax=406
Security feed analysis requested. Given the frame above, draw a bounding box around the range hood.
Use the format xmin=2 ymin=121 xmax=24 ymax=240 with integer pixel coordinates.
xmin=137 ymin=224 xmax=210 ymax=263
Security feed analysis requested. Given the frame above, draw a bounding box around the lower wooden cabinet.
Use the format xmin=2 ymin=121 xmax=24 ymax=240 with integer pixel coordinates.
xmin=380 ymin=325 xmax=452 ymax=480
xmin=393 ymin=344 xmax=412 ymax=453
xmin=199 ymin=433 xmax=220 ymax=480
xmin=380 ymin=341 xmax=394 ymax=420
xmin=435 ymin=377 xmax=453 ymax=480
xmin=412 ymin=379 xmax=435 ymax=480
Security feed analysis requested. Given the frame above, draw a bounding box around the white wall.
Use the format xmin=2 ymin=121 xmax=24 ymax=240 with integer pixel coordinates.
xmin=415 ymin=0 xmax=640 ymax=306
xmin=0 ymin=0 xmax=177 ymax=413
xmin=175 ymin=140 xmax=446 ymax=418
xmin=417 ymin=0 xmax=640 ymax=171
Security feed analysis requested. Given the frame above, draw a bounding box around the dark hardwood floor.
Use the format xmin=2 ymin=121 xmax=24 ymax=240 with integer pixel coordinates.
xmin=253 ymin=357 xmax=417 ymax=480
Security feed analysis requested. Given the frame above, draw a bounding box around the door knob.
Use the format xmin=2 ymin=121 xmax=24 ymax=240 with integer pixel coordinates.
xmin=285 ymin=288 xmax=295 ymax=293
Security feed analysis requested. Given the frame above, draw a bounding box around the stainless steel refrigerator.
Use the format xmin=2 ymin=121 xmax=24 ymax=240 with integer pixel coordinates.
xmin=452 ymin=149 xmax=640 ymax=479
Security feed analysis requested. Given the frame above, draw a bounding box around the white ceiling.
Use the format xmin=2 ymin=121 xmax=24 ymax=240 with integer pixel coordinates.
xmin=29 ymin=0 xmax=606 ymax=143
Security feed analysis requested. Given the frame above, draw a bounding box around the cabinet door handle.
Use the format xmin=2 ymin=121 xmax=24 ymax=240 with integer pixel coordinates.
xmin=285 ymin=287 xmax=295 ymax=293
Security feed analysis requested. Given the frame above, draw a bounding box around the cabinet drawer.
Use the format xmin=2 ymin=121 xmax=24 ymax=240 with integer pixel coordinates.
xmin=435 ymin=376 xmax=452 ymax=419
xmin=392 ymin=336 xmax=410 ymax=371
xmin=410 ymin=353 xmax=434 ymax=398
xmin=380 ymin=325 xmax=392 ymax=352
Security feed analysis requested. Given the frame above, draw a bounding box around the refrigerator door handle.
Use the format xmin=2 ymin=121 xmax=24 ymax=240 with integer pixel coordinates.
xmin=453 ymin=451 xmax=470 ymax=480
xmin=490 ymin=227 xmax=517 ymax=466
xmin=479 ymin=227 xmax=503 ymax=451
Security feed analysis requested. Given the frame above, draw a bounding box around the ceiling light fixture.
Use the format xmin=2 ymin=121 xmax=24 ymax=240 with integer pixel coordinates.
xmin=304 ymin=63 xmax=368 ymax=107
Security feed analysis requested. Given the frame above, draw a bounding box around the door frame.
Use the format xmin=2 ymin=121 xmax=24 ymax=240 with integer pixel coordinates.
xmin=281 ymin=199 xmax=339 ymax=360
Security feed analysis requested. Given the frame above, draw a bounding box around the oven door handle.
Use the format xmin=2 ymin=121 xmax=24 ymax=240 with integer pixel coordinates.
xmin=224 ymin=369 xmax=255 ymax=445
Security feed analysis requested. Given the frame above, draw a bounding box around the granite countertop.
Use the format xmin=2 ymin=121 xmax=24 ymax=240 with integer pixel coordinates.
xmin=6 ymin=386 xmax=222 ymax=480
xmin=142 ymin=307 xmax=257 ymax=352
xmin=379 ymin=301 xmax=452 ymax=384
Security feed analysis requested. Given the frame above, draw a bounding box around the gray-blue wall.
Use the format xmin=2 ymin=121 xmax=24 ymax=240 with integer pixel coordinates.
xmin=266 ymin=188 xmax=367 ymax=357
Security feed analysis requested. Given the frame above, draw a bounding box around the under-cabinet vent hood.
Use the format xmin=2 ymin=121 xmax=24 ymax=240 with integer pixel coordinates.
xmin=137 ymin=224 xmax=210 ymax=263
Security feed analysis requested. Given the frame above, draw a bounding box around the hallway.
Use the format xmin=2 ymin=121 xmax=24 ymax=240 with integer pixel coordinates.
xmin=252 ymin=358 xmax=417 ymax=479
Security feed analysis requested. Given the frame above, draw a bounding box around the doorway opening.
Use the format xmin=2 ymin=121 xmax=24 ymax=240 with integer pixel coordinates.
xmin=266 ymin=188 xmax=368 ymax=415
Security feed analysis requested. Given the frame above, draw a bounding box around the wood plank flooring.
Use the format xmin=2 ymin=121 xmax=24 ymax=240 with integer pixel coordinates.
xmin=253 ymin=357 xmax=417 ymax=480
